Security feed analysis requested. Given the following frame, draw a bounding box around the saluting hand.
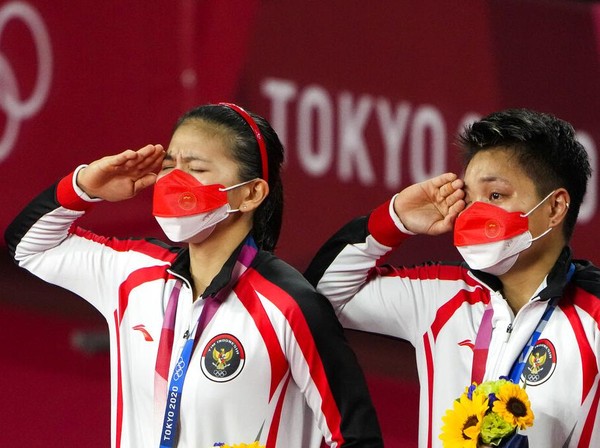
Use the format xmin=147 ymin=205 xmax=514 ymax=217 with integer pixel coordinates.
xmin=393 ymin=172 xmax=466 ymax=236
xmin=76 ymin=144 xmax=165 ymax=202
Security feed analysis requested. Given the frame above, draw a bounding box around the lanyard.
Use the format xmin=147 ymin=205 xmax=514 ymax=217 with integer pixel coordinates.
xmin=160 ymin=293 xmax=223 ymax=448
xmin=470 ymin=263 xmax=575 ymax=385
xmin=156 ymin=238 xmax=258 ymax=448
xmin=507 ymin=296 xmax=557 ymax=384
xmin=471 ymin=304 xmax=494 ymax=385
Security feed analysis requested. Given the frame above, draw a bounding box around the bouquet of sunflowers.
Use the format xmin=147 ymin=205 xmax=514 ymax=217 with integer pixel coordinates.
xmin=440 ymin=378 xmax=534 ymax=447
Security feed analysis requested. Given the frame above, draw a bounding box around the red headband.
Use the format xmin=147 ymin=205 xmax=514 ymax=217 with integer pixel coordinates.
xmin=219 ymin=102 xmax=269 ymax=183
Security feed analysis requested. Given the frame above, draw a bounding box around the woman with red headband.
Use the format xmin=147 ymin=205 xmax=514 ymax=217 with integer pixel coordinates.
xmin=5 ymin=103 xmax=382 ymax=448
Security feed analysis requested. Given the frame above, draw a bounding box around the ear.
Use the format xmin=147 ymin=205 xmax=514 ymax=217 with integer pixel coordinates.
xmin=238 ymin=179 xmax=270 ymax=213
xmin=548 ymin=188 xmax=570 ymax=228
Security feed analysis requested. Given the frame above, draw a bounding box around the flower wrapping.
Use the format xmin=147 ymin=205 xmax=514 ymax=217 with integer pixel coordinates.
xmin=439 ymin=378 xmax=534 ymax=447
xmin=212 ymin=443 xmax=264 ymax=448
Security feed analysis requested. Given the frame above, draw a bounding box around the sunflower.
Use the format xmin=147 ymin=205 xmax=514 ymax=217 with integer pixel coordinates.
xmin=492 ymin=382 xmax=534 ymax=429
xmin=439 ymin=391 xmax=489 ymax=447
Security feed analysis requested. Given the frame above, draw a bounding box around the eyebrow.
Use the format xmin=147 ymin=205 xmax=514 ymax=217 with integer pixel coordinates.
xmin=163 ymin=152 xmax=212 ymax=163
xmin=463 ymin=176 xmax=511 ymax=192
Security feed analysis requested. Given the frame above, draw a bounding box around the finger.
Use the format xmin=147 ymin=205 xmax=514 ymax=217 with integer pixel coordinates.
xmin=430 ymin=172 xmax=459 ymax=188
xmin=149 ymin=153 xmax=164 ymax=175
xmin=451 ymin=178 xmax=464 ymax=190
xmin=445 ymin=186 xmax=465 ymax=207
xmin=133 ymin=172 xmax=159 ymax=194
xmin=447 ymin=199 xmax=466 ymax=221
xmin=439 ymin=177 xmax=465 ymax=199
xmin=134 ymin=145 xmax=165 ymax=172
xmin=118 ymin=145 xmax=163 ymax=172
xmin=136 ymin=144 xmax=162 ymax=158
xmin=107 ymin=149 xmax=138 ymax=169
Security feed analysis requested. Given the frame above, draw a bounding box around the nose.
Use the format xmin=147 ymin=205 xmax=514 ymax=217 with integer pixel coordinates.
xmin=174 ymin=153 xmax=185 ymax=170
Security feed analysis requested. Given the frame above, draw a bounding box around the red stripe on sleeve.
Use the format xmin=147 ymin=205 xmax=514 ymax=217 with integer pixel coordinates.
xmin=431 ymin=288 xmax=489 ymax=340
xmin=570 ymin=286 xmax=600 ymax=329
xmin=560 ymin=289 xmax=599 ymax=403
xmin=72 ymin=227 xmax=180 ymax=261
xmin=118 ymin=266 xmax=172 ymax=322
xmin=234 ymin=278 xmax=289 ymax=400
xmin=112 ymin=267 xmax=174 ymax=446
xmin=246 ymin=269 xmax=345 ymax=446
xmin=56 ymin=171 xmax=95 ymax=211
xmin=423 ymin=332 xmax=435 ymax=448
xmin=265 ymin=375 xmax=292 ymax=448
xmin=374 ymin=262 xmax=478 ymax=284
xmin=578 ymin=380 xmax=600 ymax=447
xmin=367 ymin=199 xmax=411 ymax=247
xmin=113 ymin=311 xmax=123 ymax=448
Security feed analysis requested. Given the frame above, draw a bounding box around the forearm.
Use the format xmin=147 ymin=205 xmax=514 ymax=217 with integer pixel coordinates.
xmin=305 ymin=198 xmax=410 ymax=308
xmin=5 ymin=167 xmax=96 ymax=263
xmin=4 ymin=168 xmax=136 ymax=315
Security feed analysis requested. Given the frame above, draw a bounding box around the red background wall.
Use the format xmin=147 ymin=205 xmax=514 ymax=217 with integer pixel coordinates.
xmin=2 ymin=1 xmax=600 ymax=446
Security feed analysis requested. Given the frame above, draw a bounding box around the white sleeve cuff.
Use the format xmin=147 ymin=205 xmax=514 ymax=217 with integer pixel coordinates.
xmin=389 ymin=193 xmax=417 ymax=235
xmin=72 ymin=165 xmax=103 ymax=203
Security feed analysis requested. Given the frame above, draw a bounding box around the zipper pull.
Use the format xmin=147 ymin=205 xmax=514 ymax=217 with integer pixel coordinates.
xmin=504 ymin=323 xmax=513 ymax=342
xmin=183 ymin=330 xmax=190 ymax=339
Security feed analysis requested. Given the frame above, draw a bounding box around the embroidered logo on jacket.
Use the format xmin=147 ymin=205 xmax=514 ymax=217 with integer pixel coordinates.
xmin=458 ymin=339 xmax=475 ymax=350
xmin=201 ymin=333 xmax=245 ymax=382
xmin=132 ymin=324 xmax=154 ymax=341
xmin=522 ymin=338 xmax=556 ymax=386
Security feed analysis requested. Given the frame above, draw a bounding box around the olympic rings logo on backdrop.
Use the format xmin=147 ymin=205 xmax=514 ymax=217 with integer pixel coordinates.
xmin=0 ymin=1 xmax=52 ymax=163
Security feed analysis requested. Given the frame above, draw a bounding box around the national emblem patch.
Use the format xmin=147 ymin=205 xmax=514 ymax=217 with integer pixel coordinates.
xmin=522 ymin=338 xmax=556 ymax=386
xmin=201 ymin=333 xmax=245 ymax=382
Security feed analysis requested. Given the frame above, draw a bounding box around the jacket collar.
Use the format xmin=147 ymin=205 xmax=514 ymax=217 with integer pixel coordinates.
xmin=168 ymin=235 xmax=258 ymax=298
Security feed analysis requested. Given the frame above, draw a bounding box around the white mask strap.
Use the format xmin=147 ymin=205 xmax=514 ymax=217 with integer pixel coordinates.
xmin=219 ymin=178 xmax=258 ymax=192
xmin=521 ymin=190 xmax=556 ymax=218
xmin=220 ymin=178 xmax=260 ymax=214
xmin=530 ymin=227 xmax=552 ymax=242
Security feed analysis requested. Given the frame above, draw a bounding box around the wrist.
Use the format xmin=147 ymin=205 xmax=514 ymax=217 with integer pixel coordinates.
xmin=72 ymin=165 xmax=102 ymax=202
xmin=367 ymin=196 xmax=413 ymax=247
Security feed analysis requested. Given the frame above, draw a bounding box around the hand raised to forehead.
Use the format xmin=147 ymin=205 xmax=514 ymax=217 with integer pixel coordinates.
xmin=393 ymin=173 xmax=466 ymax=236
xmin=76 ymin=144 xmax=165 ymax=202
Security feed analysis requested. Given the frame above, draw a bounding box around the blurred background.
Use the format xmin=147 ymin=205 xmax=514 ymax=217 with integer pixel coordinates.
xmin=1 ymin=0 xmax=600 ymax=446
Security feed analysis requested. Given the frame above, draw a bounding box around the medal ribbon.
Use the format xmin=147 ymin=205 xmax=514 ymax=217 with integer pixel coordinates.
xmin=155 ymin=238 xmax=259 ymax=447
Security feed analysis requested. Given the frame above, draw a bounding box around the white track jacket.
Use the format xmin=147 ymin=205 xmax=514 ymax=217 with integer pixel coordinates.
xmin=5 ymin=170 xmax=383 ymax=448
xmin=305 ymin=198 xmax=600 ymax=448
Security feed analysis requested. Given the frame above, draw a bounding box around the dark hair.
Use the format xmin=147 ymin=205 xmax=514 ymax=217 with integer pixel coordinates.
xmin=458 ymin=108 xmax=591 ymax=241
xmin=174 ymin=104 xmax=284 ymax=252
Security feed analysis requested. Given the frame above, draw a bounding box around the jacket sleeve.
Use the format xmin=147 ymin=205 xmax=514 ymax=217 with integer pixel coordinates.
xmin=4 ymin=168 xmax=171 ymax=318
xmin=305 ymin=201 xmax=418 ymax=336
xmin=292 ymin=288 xmax=383 ymax=447
xmin=304 ymin=198 xmax=451 ymax=343
xmin=249 ymin=258 xmax=384 ymax=447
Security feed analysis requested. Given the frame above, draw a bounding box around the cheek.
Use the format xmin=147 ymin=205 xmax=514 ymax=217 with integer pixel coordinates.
xmin=528 ymin=214 xmax=549 ymax=236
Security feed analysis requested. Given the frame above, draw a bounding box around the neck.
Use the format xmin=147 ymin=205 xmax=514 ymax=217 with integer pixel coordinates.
xmin=188 ymin=219 xmax=252 ymax=299
xmin=499 ymin=243 xmax=564 ymax=314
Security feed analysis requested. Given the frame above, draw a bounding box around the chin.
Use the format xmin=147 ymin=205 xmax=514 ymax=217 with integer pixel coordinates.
xmin=185 ymin=227 xmax=216 ymax=244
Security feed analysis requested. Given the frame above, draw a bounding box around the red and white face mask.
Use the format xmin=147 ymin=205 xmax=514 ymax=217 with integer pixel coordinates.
xmin=152 ymin=169 xmax=253 ymax=243
xmin=453 ymin=191 xmax=554 ymax=275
